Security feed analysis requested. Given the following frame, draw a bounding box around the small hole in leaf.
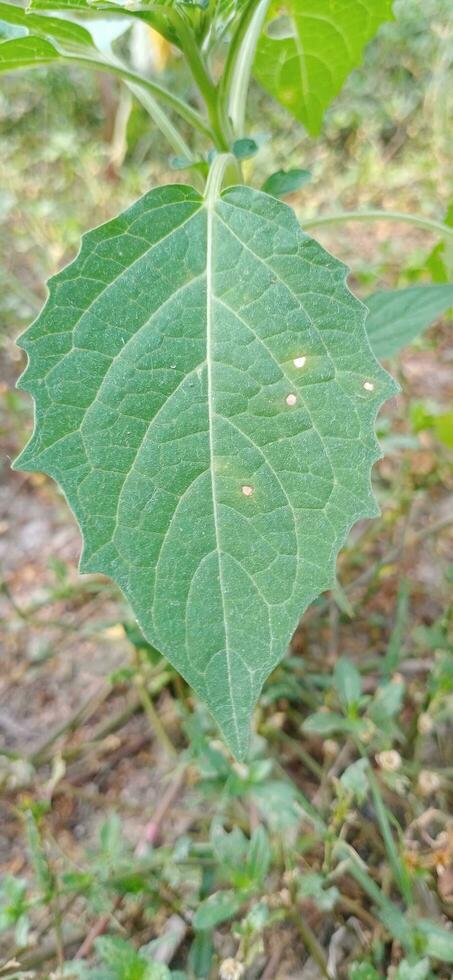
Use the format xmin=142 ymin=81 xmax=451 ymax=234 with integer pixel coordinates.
xmin=286 ymin=393 xmax=297 ymax=406
xmin=363 ymin=381 xmax=375 ymax=391
xmin=293 ymin=356 xmax=306 ymax=368
xmin=242 ymin=485 xmax=254 ymax=497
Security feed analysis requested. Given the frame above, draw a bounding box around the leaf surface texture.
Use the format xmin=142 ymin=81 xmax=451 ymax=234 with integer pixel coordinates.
xmin=15 ymin=184 xmax=396 ymax=756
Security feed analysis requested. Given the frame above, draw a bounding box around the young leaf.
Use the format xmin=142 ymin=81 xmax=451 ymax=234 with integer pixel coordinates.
xmin=394 ymin=960 xmax=430 ymax=980
xmin=334 ymin=657 xmax=362 ymax=710
xmin=302 ymin=712 xmax=355 ymax=736
xmin=297 ymin=871 xmax=339 ymax=911
xmin=261 ymin=169 xmax=311 ymax=199
xmin=339 ymin=758 xmax=369 ymax=803
xmin=427 ymin=199 xmax=453 ymax=283
xmin=232 ymin=137 xmax=259 ymax=160
xmin=349 ymin=966 xmax=380 ymax=980
xmin=188 ymin=929 xmax=214 ymax=979
xmin=415 ymin=919 xmax=453 ymax=964
xmin=14 ymin=180 xmax=396 ymax=758
xmin=254 ymin=0 xmax=394 ymax=136
xmin=0 ymin=34 xmax=59 ymax=71
xmin=193 ymin=890 xmax=242 ymax=929
xmin=366 ymin=283 xmax=453 ymax=359
xmin=95 ymin=935 xmax=171 ymax=979
xmin=246 ymin=826 xmax=270 ymax=886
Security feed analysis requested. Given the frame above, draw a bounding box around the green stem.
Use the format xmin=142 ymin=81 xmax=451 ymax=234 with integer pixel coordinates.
xmin=66 ymin=55 xmax=215 ymax=143
xmin=302 ymin=209 xmax=453 ymax=240
xmin=205 ymin=152 xmax=242 ymax=202
xmin=126 ymin=82 xmax=194 ymax=161
xmin=333 ymin=842 xmax=393 ymax=911
xmin=169 ymin=7 xmax=228 ymax=150
xmin=291 ymin=909 xmax=332 ymax=979
xmin=220 ymin=0 xmax=272 ymax=136
xmin=352 ymin=741 xmax=412 ymax=906
xmin=133 ymin=651 xmax=177 ymax=758
xmin=366 ymin=762 xmax=413 ymax=906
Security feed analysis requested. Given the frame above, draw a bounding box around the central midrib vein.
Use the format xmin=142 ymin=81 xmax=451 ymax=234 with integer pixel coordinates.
xmin=205 ymin=188 xmax=241 ymax=753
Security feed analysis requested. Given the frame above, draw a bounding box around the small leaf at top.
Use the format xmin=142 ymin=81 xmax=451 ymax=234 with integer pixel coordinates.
xmin=254 ymin=0 xmax=394 ymax=136
xmin=14 ymin=182 xmax=396 ymax=758
xmin=232 ymin=137 xmax=258 ymax=160
xmin=261 ymin=168 xmax=311 ymax=198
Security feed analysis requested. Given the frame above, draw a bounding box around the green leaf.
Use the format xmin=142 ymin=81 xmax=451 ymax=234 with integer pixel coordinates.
xmin=302 ymin=712 xmax=353 ymax=736
xmin=14 ymin=181 xmax=396 ymax=757
xmin=0 ymin=33 xmax=59 ymax=71
xmin=251 ymin=779 xmax=301 ymax=831
xmin=0 ymin=876 xmax=30 ymax=944
xmin=415 ymin=919 xmax=453 ymax=964
xmin=0 ymin=1 xmax=95 ymax=52
xmin=254 ymin=0 xmax=394 ymax=136
xmin=368 ymin=679 xmax=405 ymax=727
xmin=232 ymin=137 xmax=259 ymax=160
xmin=433 ymin=412 xmax=453 ymax=449
xmin=95 ymin=936 xmax=171 ymax=980
xmin=394 ymin=959 xmax=430 ymax=980
xmin=246 ymin=826 xmax=270 ymax=885
xmin=349 ymin=965 xmax=380 ymax=980
xmin=427 ymin=199 xmax=453 ymax=283
xmin=333 ymin=657 xmax=362 ymax=709
xmin=297 ymin=871 xmax=339 ymax=911
xmin=261 ymin=169 xmax=311 ymax=199
xmin=339 ymin=757 xmax=369 ymax=803
xmin=193 ymin=890 xmax=242 ymax=929
xmin=366 ymin=284 xmax=453 ymax=359
xmin=188 ymin=930 xmax=214 ymax=979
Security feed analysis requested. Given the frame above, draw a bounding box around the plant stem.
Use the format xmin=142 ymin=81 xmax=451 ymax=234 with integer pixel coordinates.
xmin=366 ymin=762 xmax=413 ymax=906
xmin=333 ymin=842 xmax=393 ymax=910
xmin=74 ymin=894 xmax=123 ymax=960
xmin=205 ymin=152 xmax=242 ymax=201
xmin=169 ymin=7 xmax=229 ymax=150
xmin=301 ymin=209 xmax=453 ymax=240
xmin=221 ymin=0 xmax=272 ymax=136
xmin=53 ymin=882 xmax=65 ymax=971
xmin=133 ymin=651 xmax=177 ymax=758
xmin=126 ymin=82 xmax=194 ymax=162
xmin=66 ymin=55 xmax=216 ymax=144
xmin=291 ymin=909 xmax=331 ymax=979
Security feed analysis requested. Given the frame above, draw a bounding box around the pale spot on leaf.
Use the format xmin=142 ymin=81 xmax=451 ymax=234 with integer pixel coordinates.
xmin=241 ymin=485 xmax=254 ymax=497
xmin=363 ymin=381 xmax=375 ymax=391
xmin=293 ymin=356 xmax=306 ymax=368
xmin=286 ymin=393 xmax=297 ymax=406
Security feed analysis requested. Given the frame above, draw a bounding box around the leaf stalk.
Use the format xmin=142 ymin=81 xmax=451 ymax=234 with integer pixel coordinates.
xmin=302 ymin=209 xmax=453 ymax=240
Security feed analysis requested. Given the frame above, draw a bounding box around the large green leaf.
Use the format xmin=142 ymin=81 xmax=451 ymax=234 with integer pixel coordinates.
xmin=366 ymin=284 xmax=453 ymax=359
xmin=14 ymin=182 xmax=396 ymax=757
xmin=254 ymin=0 xmax=394 ymax=136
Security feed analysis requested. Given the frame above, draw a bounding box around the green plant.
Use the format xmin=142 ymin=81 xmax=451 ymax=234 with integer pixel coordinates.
xmin=2 ymin=0 xmax=452 ymax=759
